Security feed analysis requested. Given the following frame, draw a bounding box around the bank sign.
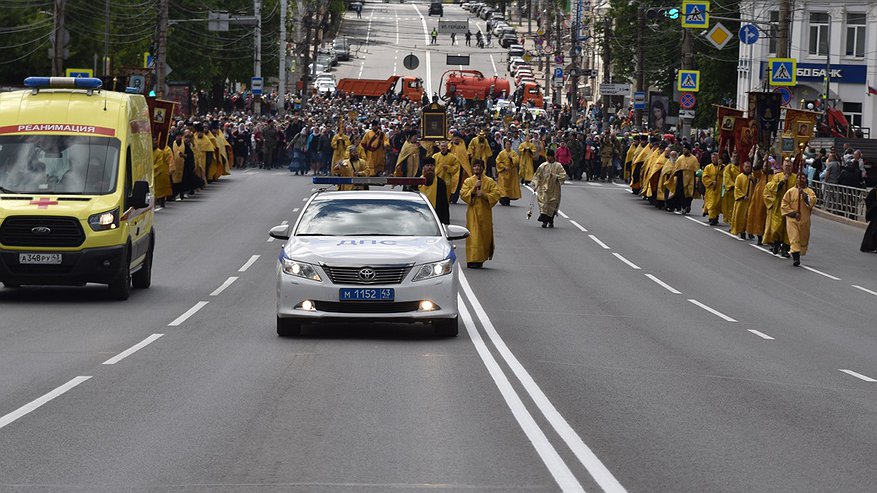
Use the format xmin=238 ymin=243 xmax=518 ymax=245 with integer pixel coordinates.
xmin=759 ymin=62 xmax=867 ymax=84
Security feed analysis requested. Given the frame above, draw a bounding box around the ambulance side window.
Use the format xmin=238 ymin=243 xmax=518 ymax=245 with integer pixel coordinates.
xmin=124 ymin=147 xmax=132 ymax=209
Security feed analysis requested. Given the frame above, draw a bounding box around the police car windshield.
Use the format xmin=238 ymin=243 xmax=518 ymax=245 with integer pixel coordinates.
xmin=296 ymin=198 xmax=441 ymax=236
xmin=0 ymin=135 xmax=120 ymax=195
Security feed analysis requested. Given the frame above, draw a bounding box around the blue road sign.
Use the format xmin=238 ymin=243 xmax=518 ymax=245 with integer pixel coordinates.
xmin=553 ymin=68 xmax=564 ymax=79
xmin=774 ymin=86 xmax=792 ymax=106
xmin=768 ymin=58 xmax=796 ymax=86
xmin=739 ymin=24 xmax=759 ymax=45
xmin=251 ymin=76 xmax=264 ymax=95
xmin=633 ymin=91 xmax=646 ymax=110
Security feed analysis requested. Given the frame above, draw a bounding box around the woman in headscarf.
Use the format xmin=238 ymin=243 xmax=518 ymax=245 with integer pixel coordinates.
xmin=289 ymin=127 xmax=309 ymax=175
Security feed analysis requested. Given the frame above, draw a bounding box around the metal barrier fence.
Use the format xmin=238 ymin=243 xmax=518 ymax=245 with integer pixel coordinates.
xmin=811 ymin=180 xmax=869 ymax=222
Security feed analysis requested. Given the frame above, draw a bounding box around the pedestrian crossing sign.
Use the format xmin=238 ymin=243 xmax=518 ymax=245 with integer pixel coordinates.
xmin=681 ymin=1 xmax=709 ymax=29
xmin=768 ymin=58 xmax=796 ymax=86
xmin=677 ymin=69 xmax=700 ymax=92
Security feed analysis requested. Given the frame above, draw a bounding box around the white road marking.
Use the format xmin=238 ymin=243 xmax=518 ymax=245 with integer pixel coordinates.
xmin=839 ymin=369 xmax=877 ymax=382
xmin=458 ymin=299 xmax=585 ymax=492
xmin=685 ymin=216 xmax=708 ymax=226
xmin=688 ymin=299 xmax=737 ymax=322
xmin=489 ymin=54 xmax=497 ymax=75
xmin=747 ymin=329 xmax=775 ymax=340
xmin=302 ymin=197 xmax=308 ymax=201
xmin=238 ymin=255 xmax=260 ymax=272
xmin=749 ymin=243 xmax=780 ymax=256
xmin=672 ymin=211 xmax=682 ymax=215
xmin=569 ymin=220 xmax=588 ymax=232
xmin=460 ymin=273 xmax=626 ymax=492
xmin=281 ymin=220 xmax=288 ymax=225
xmin=644 ymin=274 xmax=681 ymax=294
xmin=267 ymin=237 xmax=275 ymax=243
xmin=155 ymin=206 xmax=163 ymax=212
xmin=613 ymin=182 xmax=629 ymax=188
xmin=102 ymin=334 xmax=164 ymax=365
xmin=210 ymin=276 xmax=239 ymax=296
xmin=0 ymin=376 xmax=91 ymax=430
xmin=714 ymin=227 xmax=744 ymax=240
xmin=395 ymin=11 xmax=399 ymax=45
xmin=588 ymin=235 xmax=610 ymax=249
xmin=800 ymin=265 xmax=840 ymax=280
xmin=412 ymin=4 xmax=432 ymax=93
xmin=557 ymin=210 xmax=569 ymax=219
xmin=587 ymin=182 xmax=603 ymax=187
xmin=293 ymin=207 xmax=300 ymax=212
xmin=612 ymin=252 xmax=641 ymax=270
xmin=851 ymin=284 xmax=877 ymax=297
xmin=168 ymin=301 xmax=209 ymax=327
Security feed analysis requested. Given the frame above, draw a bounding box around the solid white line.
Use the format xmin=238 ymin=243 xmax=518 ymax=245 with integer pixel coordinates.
xmin=644 ymin=274 xmax=681 ymax=294
xmin=587 ymin=182 xmax=603 ymax=187
xmin=839 ymin=369 xmax=877 ymax=382
xmin=0 ymin=376 xmax=91 ymax=430
xmin=569 ymin=220 xmax=588 ymax=232
xmin=673 ymin=211 xmax=682 ymax=215
xmin=102 ymin=334 xmax=164 ymax=365
xmin=238 ymin=255 xmax=260 ymax=272
xmin=168 ymin=301 xmax=209 ymax=327
xmin=851 ymin=284 xmax=877 ymax=297
xmin=714 ymin=227 xmax=744 ymax=240
xmin=557 ymin=210 xmax=569 ymax=219
xmin=458 ymin=298 xmax=584 ymax=492
xmin=685 ymin=216 xmax=707 ymax=226
xmin=489 ymin=54 xmax=497 ymax=76
xmin=749 ymin=243 xmax=773 ymax=254
xmin=611 ymin=252 xmax=641 ymax=270
xmin=800 ymin=265 xmax=840 ymax=280
xmin=747 ymin=329 xmax=775 ymax=340
xmin=588 ymin=235 xmax=610 ymax=249
xmin=688 ymin=299 xmax=737 ymax=322
xmin=210 ymin=276 xmax=239 ymax=296
xmin=460 ymin=272 xmax=626 ymax=492
xmin=613 ymin=183 xmax=629 ymax=188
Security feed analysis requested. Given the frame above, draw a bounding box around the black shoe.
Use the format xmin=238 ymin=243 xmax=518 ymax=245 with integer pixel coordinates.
xmin=792 ymin=252 xmax=800 ymax=266
xmin=748 ymin=234 xmax=755 ymax=240
xmin=708 ymin=218 xmax=718 ymax=226
xmin=541 ymin=222 xmax=547 ymax=228
xmin=771 ymin=243 xmax=780 ymax=255
xmin=756 ymin=236 xmax=763 ymax=245
xmin=781 ymin=251 xmax=791 ymax=258
xmin=739 ymin=233 xmax=746 ymax=239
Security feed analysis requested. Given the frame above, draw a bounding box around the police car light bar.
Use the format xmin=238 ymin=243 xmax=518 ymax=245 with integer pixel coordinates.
xmin=313 ymin=177 xmax=426 ymax=186
xmin=24 ymin=77 xmax=103 ymax=90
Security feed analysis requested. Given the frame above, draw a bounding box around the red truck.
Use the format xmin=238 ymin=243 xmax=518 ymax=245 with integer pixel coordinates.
xmin=336 ymin=75 xmax=424 ymax=101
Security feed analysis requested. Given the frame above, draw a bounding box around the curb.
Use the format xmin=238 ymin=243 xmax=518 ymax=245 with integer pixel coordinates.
xmin=813 ymin=208 xmax=867 ymax=229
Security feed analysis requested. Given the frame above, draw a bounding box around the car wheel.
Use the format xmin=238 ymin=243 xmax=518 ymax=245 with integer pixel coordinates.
xmin=132 ymin=231 xmax=154 ymax=289
xmin=277 ymin=316 xmax=303 ymax=337
xmin=434 ymin=317 xmax=458 ymax=337
xmin=108 ymin=246 xmax=132 ymax=301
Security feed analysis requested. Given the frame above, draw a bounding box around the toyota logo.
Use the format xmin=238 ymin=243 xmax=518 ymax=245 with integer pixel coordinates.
xmin=31 ymin=226 xmax=52 ymax=235
xmin=358 ymin=268 xmax=376 ymax=281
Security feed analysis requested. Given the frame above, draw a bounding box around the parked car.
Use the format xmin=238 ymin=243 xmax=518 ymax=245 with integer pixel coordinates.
xmin=499 ymin=33 xmax=518 ymax=48
xmin=333 ymin=38 xmax=350 ymax=61
xmin=429 ymin=2 xmax=443 ymax=16
xmin=508 ymin=44 xmax=525 ymax=57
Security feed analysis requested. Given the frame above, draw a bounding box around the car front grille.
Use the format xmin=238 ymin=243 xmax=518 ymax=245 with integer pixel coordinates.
xmin=0 ymin=216 xmax=85 ymax=248
xmin=314 ymin=301 xmax=421 ymax=313
xmin=322 ymin=264 xmax=412 ymax=285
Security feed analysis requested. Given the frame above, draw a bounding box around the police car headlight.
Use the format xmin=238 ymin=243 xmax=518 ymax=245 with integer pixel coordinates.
xmin=281 ymin=257 xmax=322 ymax=282
xmin=88 ymin=208 xmax=119 ymax=231
xmin=412 ymin=259 xmax=453 ymax=281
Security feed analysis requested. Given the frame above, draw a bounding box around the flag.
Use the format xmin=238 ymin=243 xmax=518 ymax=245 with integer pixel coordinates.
xmin=869 ymin=85 xmax=877 ymax=96
xmin=715 ymin=105 xmax=744 ymax=156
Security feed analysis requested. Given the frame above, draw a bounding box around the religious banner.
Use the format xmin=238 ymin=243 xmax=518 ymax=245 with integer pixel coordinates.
xmin=715 ymin=105 xmax=744 ymax=156
xmin=783 ymin=108 xmax=819 ymax=148
xmin=747 ymin=92 xmax=758 ymax=119
xmin=733 ymin=117 xmax=756 ymax=162
xmin=753 ymin=92 xmax=782 ymax=150
xmin=145 ymin=98 xmax=176 ymax=147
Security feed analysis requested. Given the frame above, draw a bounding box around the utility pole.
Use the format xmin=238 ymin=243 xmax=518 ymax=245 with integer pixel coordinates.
xmin=634 ymin=6 xmax=644 ymax=129
xmin=279 ymin=0 xmax=287 ymax=109
xmin=300 ymin=13 xmax=313 ymax=110
xmin=104 ymin=0 xmax=110 ymax=76
xmin=254 ymin=0 xmax=262 ymax=115
xmin=602 ymin=16 xmax=611 ymax=125
xmin=544 ymin=9 xmax=551 ymax=102
xmin=680 ymin=28 xmax=694 ymax=137
xmin=527 ymin=0 xmax=532 ymax=34
xmin=777 ymin=0 xmax=790 ymax=58
xmin=156 ymin=0 xmax=169 ymax=97
xmin=555 ymin=6 xmax=561 ymax=107
xmin=51 ymin=0 xmax=65 ymax=76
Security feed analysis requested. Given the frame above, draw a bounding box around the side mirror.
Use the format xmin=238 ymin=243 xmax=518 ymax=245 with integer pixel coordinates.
xmin=445 ymin=224 xmax=470 ymax=241
xmin=269 ymin=224 xmax=290 ymax=240
xmin=129 ymin=180 xmax=149 ymax=209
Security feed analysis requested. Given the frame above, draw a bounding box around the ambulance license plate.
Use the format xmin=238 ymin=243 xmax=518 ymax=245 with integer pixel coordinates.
xmin=19 ymin=253 xmax=62 ymax=265
xmin=339 ymin=288 xmax=394 ymax=301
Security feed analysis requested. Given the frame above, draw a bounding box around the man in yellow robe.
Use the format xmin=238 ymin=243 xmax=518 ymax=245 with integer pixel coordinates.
xmin=460 ymin=160 xmax=501 ymax=268
xmin=630 ymin=136 xmax=656 ymax=194
xmin=212 ymin=126 xmax=232 ymax=176
xmin=206 ymin=126 xmax=223 ymax=181
xmin=643 ymin=142 xmax=668 ymax=205
xmin=361 ymin=121 xmax=389 ymax=176
xmin=192 ymin=124 xmax=214 ymax=186
xmin=722 ymin=156 xmax=740 ymax=225
xmin=623 ymin=135 xmax=641 ymax=182
xmin=432 ymin=141 xmax=460 ymax=201
xmin=746 ymin=163 xmax=768 ymax=244
xmin=730 ymin=161 xmax=755 ymax=237
xmin=467 ymin=131 xmax=492 ymax=174
xmin=518 ymin=133 xmax=538 ymax=184
xmin=152 ymin=136 xmax=173 ymax=207
xmin=449 ymin=133 xmax=472 ymax=204
xmin=419 ymin=157 xmax=450 ymax=224
xmin=394 ymin=132 xmax=423 ymax=178
xmin=531 ymin=149 xmax=567 ymax=228
xmin=495 ymin=139 xmax=521 ymax=206
xmin=701 ymin=152 xmax=723 ymax=225
xmin=170 ymin=133 xmax=186 ymax=200
xmin=666 ymin=143 xmax=700 ymax=213
xmin=331 ymin=128 xmax=351 ymax=169
xmin=763 ymin=160 xmax=796 ymax=256
xmin=654 ymin=148 xmax=675 ymax=209
xmin=332 ymin=146 xmax=371 ymax=190
xmin=781 ymin=173 xmax=817 ymax=266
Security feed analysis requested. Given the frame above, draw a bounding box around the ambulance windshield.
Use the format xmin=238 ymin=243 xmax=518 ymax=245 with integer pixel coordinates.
xmin=0 ymin=135 xmax=120 ymax=195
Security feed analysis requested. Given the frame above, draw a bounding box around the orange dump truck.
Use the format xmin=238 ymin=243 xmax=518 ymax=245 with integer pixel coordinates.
xmin=441 ymin=70 xmax=511 ymax=101
xmin=336 ymin=76 xmax=424 ymax=101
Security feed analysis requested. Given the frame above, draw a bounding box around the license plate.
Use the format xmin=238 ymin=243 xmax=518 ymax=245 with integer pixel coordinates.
xmin=339 ymin=288 xmax=395 ymax=301
xmin=19 ymin=253 xmax=62 ymax=265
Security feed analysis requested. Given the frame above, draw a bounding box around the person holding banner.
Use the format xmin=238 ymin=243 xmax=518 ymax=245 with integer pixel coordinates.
xmin=781 ymin=173 xmax=817 ymax=266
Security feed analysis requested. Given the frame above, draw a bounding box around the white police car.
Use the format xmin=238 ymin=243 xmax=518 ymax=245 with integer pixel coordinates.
xmin=269 ymin=177 xmax=469 ymax=337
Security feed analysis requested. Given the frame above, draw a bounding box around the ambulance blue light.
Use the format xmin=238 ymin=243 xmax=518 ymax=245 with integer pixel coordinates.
xmin=23 ymin=77 xmax=103 ymax=90
xmin=313 ymin=177 xmax=426 ymax=186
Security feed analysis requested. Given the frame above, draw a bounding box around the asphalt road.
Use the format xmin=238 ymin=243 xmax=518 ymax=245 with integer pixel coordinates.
xmin=1 ymin=3 xmax=876 ymax=492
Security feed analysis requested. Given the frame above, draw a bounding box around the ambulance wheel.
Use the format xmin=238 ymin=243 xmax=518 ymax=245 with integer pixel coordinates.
xmin=108 ymin=246 xmax=132 ymax=301
xmin=277 ymin=316 xmax=303 ymax=337
xmin=132 ymin=232 xmax=154 ymax=289
xmin=433 ymin=317 xmax=458 ymax=337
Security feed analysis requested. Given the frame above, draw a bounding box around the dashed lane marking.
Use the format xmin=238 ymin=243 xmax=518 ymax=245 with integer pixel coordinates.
xmin=210 ymin=276 xmax=239 ymax=296
xmin=293 ymin=208 xmax=300 ymax=212
xmin=839 ymin=369 xmax=877 ymax=382
xmin=588 ymin=235 xmax=610 ymax=249
xmin=102 ymin=334 xmax=164 ymax=365
xmin=645 ymin=274 xmax=681 ymax=294
xmin=0 ymin=376 xmax=91 ymax=430
xmin=557 ymin=210 xmax=569 ymax=219
xmin=238 ymin=255 xmax=260 ymax=272
xmin=747 ymin=329 xmax=775 ymax=340
xmin=569 ymin=220 xmax=588 ymax=232
xmin=612 ymin=252 xmax=641 ymax=270
xmin=688 ymin=299 xmax=737 ymax=322
xmin=168 ymin=301 xmax=209 ymax=327
xmin=800 ymin=265 xmax=840 ymax=281
xmin=851 ymin=284 xmax=877 ymax=297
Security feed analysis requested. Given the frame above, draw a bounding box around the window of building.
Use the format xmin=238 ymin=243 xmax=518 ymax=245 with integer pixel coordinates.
xmin=845 ymin=13 xmax=866 ymax=58
xmin=842 ymin=102 xmax=862 ymax=127
xmin=768 ymin=11 xmax=779 ymax=54
xmin=808 ymin=12 xmax=829 ymax=56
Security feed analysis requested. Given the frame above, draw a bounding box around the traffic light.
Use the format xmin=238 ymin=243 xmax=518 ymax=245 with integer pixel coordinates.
xmin=646 ymin=7 xmax=680 ymax=20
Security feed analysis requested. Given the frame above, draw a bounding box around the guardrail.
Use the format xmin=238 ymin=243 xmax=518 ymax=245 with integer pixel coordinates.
xmin=811 ymin=180 xmax=869 ymax=222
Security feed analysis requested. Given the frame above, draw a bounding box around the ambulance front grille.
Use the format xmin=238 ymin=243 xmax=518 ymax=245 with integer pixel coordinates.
xmin=0 ymin=216 xmax=85 ymax=247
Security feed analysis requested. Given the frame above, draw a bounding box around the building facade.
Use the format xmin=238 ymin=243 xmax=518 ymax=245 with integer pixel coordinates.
xmin=736 ymin=1 xmax=877 ymax=137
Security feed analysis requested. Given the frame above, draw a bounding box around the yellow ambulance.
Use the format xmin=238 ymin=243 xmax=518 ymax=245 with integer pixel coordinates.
xmin=0 ymin=77 xmax=155 ymax=300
